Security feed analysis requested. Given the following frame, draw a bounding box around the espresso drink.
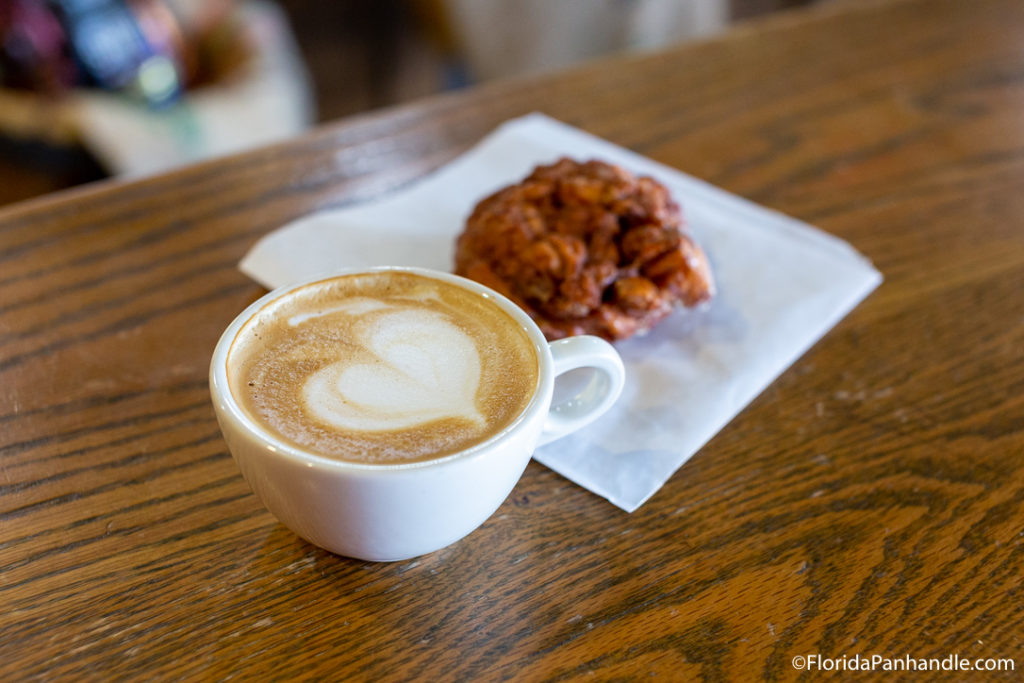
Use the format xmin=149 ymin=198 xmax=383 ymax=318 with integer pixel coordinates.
xmin=227 ymin=272 xmax=539 ymax=464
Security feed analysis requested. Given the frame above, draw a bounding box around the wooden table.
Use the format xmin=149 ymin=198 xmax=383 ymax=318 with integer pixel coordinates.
xmin=3 ymin=0 xmax=1022 ymax=678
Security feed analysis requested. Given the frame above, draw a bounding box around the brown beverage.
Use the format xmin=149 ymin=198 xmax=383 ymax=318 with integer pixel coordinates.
xmin=227 ymin=271 xmax=540 ymax=464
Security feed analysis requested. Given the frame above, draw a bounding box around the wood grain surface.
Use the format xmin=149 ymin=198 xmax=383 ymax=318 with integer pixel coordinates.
xmin=3 ymin=0 xmax=1023 ymax=679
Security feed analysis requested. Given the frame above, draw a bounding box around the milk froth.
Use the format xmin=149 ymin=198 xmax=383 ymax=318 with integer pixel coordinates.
xmin=227 ymin=272 xmax=539 ymax=464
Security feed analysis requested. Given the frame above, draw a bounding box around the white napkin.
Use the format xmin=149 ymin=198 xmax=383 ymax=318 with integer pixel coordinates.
xmin=239 ymin=113 xmax=882 ymax=512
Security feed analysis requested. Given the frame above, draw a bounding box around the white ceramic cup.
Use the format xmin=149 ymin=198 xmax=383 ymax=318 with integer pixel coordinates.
xmin=209 ymin=267 xmax=625 ymax=561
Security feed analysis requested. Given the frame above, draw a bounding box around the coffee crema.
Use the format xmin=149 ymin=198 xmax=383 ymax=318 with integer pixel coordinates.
xmin=227 ymin=272 xmax=540 ymax=464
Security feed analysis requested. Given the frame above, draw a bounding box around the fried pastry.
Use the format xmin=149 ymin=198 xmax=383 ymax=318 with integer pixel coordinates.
xmin=454 ymin=158 xmax=714 ymax=341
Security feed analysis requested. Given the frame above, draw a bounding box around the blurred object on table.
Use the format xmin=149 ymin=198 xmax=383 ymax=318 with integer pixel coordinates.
xmin=0 ymin=0 xmax=311 ymax=184
xmin=1 ymin=0 xmax=204 ymax=108
xmin=0 ymin=0 xmax=811 ymax=207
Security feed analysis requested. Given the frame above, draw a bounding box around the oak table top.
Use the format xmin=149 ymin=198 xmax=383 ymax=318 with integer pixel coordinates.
xmin=3 ymin=0 xmax=1022 ymax=679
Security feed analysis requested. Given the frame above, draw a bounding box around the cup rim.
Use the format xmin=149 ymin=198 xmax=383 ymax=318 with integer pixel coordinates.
xmin=210 ymin=266 xmax=554 ymax=472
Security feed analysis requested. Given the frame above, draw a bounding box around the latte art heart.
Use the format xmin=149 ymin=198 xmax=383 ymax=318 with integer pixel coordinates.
xmin=228 ymin=271 xmax=538 ymax=464
xmin=303 ymin=309 xmax=485 ymax=431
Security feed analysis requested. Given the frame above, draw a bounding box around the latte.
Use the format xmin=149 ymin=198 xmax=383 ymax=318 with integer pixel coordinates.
xmin=227 ymin=271 xmax=540 ymax=464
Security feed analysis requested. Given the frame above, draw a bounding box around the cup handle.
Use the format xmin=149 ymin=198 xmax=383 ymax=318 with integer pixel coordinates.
xmin=538 ymin=336 xmax=626 ymax=447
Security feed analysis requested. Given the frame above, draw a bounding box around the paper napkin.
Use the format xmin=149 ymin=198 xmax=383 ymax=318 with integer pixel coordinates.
xmin=239 ymin=113 xmax=882 ymax=511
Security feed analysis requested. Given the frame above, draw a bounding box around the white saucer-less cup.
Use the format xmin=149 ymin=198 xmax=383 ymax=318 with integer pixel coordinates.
xmin=210 ymin=267 xmax=625 ymax=562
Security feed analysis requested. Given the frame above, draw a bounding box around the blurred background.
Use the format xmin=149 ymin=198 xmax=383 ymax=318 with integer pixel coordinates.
xmin=0 ymin=0 xmax=812 ymax=208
